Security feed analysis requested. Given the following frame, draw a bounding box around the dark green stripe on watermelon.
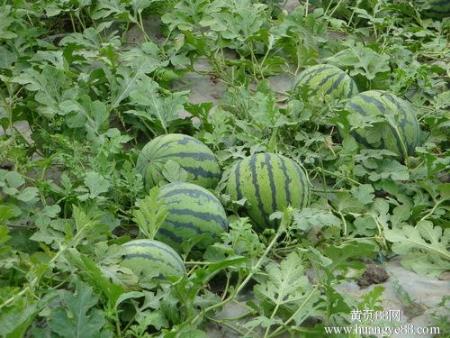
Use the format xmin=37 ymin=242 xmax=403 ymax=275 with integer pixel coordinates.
xmin=234 ymin=160 xmax=243 ymax=200
xmin=119 ymin=239 xmax=185 ymax=281
xmin=182 ymin=166 xmax=221 ymax=179
xmin=226 ymin=153 xmax=309 ymax=229
xmin=160 ymin=187 xmax=219 ymax=203
xmin=359 ymin=93 xmax=387 ymax=113
xmin=158 ymin=227 xmax=183 ymax=243
xmin=317 ymin=72 xmax=340 ymax=88
xmin=158 ymin=152 xmax=217 ymax=161
xmin=349 ymin=102 xmax=368 ymax=116
xmin=276 ymin=155 xmax=292 ymax=203
xmin=156 ymin=182 xmax=228 ymax=252
xmin=299 ymin=65 xmax=332 ymax=84
xmin=296 ymin=64 xmax=357 ymax=101
xmin=123 ymin=240 xmax=185 ymax=267
xmin=250 ymin=154 xmax=271 ymax=226
xmin=123 ymin=253 xmax=179 ymax=270
xmin=326 ymin=72 xmax=346 ymax=95
xmin=168 ymin=208 xmax=228 ymax=229
xmin=343 ymin=90 xmax=422 ymax=159
xmin=264 ymin=153 xmax=278 ymax=213
xmin=137 ymin=134 xmax=221 ymax=189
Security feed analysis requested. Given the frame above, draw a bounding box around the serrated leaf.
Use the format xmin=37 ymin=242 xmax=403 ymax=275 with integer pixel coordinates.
xmin=83 ymin=172 xmax=111 ymax=199
xmin=351 ymin=184 xmax=375 ymax=205
xmin=385 ymin=221 xmax=450 ymax=276
xmin=292 ymin=207 xmax=341 ymax=232
xmin=254 ymin=251 xmax=314 ymax=310
xmin=48 ymin=280 xmax=113 ymax=338
xmin=16 ymin=187 xmax=39 ymax=203
xmin=133 ymin=186 xmax=168 ymax=239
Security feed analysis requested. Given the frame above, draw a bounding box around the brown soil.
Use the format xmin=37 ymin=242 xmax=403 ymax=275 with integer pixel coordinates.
xmin=357 ymin=264 xmax=389 ymax=288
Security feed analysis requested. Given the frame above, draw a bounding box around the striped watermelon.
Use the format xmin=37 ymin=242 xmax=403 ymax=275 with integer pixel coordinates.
xmin=136 ymin=134 xmax=221 ymax=190
xmin=295 ymin=64 xmax=358 ymax=101
xmin=157 ymin=182 xmax=228 ymax=251
xmin=344 ymin=90 xmax=422 ymax=159
xmin=119 ymin=239 xmax=185 ymax=280
xmin=418 ymin=0 xmax=450 ymax=17
xmin=226 ymin=153 xmax=309 ymax=229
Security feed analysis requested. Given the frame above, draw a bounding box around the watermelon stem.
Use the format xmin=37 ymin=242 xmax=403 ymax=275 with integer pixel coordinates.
xmin=314 ymin=167 xmax=361 ymax=186
xmin=337 ymin=211 xmax=348 ymax=237
xmin=389 ymin=121 xmax=410 ymax=165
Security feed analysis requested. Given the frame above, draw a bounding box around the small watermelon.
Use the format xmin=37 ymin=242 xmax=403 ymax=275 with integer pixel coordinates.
xmin=226 ymin=153 xmax=309 ymax=229
xmin=136 ymin=134 xmax=221 ymax=190
xmin=343 ymin=90 xmax=422 ymax=159
xmin=417 ymin=0 xmax=450 ymax=18
xmin=295 ymin=64 xmax=358 ymax=101
xmin=119 ymin=239 xmax=185 ymax=280
xmin=157 ymin=182 xmax=228 ymax=251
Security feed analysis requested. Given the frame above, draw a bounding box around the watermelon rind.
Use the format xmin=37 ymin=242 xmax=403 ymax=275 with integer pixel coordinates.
xmin=226 ymin=153 xmax=310 ymax=229
xmin=156 ymin=182 xmax=228 ymax=251
xmin=136 ymin=134 xmax=221 ymax=190
xmin=417 ymin=0 xmax=450 ymax=18
xmin=295 ymin=64 xmax=358 ymax=101
xmin=119 ymin=239 xmax=186 ymax=280
xmin=343 ymin=90 xmax=422 ymax=159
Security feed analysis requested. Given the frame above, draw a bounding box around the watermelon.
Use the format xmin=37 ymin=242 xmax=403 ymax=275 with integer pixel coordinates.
xmin=343 ymin=90 xmax=422 ymax=159
xmin=418 ymin=0 xmax=450 ymax=17
xmin=119 ymin=239 xmax=185 ymax=280
xmin=155 ymin=182 xmax=228 ymax=251
xmin=226 ymin=153 xmax=309 ymax=229
xmin=295 ymin=64 xmax=358 ymax=101
xmin=136 ymin=134 xmax=221 ymax=190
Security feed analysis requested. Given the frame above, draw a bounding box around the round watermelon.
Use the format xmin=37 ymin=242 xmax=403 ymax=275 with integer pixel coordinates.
xmin=156 ymin=182 xmax=228 ymax=251
xmin=344 ymin=90 xmax=422 ymax=159
xmin=417 ymin=0 xmax=450 ymax=18
xmin=119 ymin=239 xmax=185 ymax=280
xmin=295 ymin=64 xmax=358 ymax=101
xmin=226 ymin=153 xmax=309 ymax=229
xmin=136 ymin=134 xmax=221 ymax=190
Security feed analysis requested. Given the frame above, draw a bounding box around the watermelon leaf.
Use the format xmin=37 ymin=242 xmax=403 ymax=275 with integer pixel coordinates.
xmin=133 ymin=187 xmax=168 ymax=239
xmin=385 ymin=221 xmax=450 ymax=277
xmin=47 ymin=280 xmax=113 ymax=338
xmin=253 ymin=251 xmax=321 ymax=333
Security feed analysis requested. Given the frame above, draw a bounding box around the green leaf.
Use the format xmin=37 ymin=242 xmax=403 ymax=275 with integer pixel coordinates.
xmin=48 ymin=280 xmax=113 ymax=338
xmin=65 ymin=249 xmax=125 ymax=307
xmin=292 ymin=207 xmax=341 ymax=232
xmin=4 ymin=171 xmax=25 ymax=189
xmin=351 ymin=184 xmax=375 ymax=205
xmin=254 ymin=251 xmax=318 ymax=322
xmin=133 ymin=186 xmax=168 ymax=239
xmin=127 ymin=83 xmax=188 ymax=133
xmin=11 ymin=66 xmax=73 ymax=118
xmin=162 ymin=160 xmax=189 ymax=183
xmin=327 ymin=45 xmax=390 ymax=81
xmin=83 ymin=171 xmax=111 ymax=199
xmin=0 ymin=300 xmax=38 ymax=337
xmin=324 ymin=240 xmax=378 ymax=273
xmin=16 ymin=187 xmax=39 ymax=203
xmin=385 ymin=221 xmax=450 ymax=277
